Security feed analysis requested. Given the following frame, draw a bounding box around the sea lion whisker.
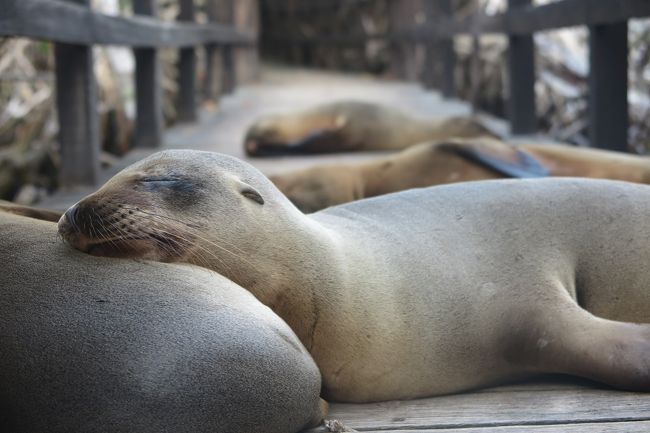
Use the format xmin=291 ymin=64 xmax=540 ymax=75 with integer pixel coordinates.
xmin=167 ymin=223 xmax=258 ymax=269
xmin=146 ymin=225 xmax=248 ymax=279
xmin=120 ymin=205 xmax=252 ymax=257
xmin=122 ymin=209 xmax=256 ymax=268
xmin=119 ymin=205 xmax=202 ymax=230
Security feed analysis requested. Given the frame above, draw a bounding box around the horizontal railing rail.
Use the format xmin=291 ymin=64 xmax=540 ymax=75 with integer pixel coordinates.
xmin=1 ymin=0 xmax=257 ymax=187
xmin=0 ymin=0 xmax=255 ymax=47
xmin=264 ymin=0 xmax=650 ymax=152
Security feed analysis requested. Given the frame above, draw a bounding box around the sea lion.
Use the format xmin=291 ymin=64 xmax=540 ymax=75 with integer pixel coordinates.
xmin=244 ymin=100 xmax=497 ymax=156
xmin=0 ymin=199 xmax=62 ymax=222
xmin=60 ymin=150 xmax=650 ymax=403
xmin=270 ymin=138 xmax=650 ymax=212
xmin=0 ymin=212 xmax=324 ymax=433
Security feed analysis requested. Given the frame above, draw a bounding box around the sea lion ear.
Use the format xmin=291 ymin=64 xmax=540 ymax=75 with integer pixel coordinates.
xmin=239 ymin=183 xmax=265 ymax=205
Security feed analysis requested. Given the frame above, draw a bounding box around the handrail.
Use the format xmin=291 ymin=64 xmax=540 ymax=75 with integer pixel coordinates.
xmin=0 ymin=0 xmax=255 ymax=47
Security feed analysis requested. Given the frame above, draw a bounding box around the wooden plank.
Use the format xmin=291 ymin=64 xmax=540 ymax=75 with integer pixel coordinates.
xmin=177 ymin=0 xmax=197 ymax=122
xmin=220 ymin=0 xmax=236 ymax=95
xmin=507 ymin=0 xmax=537 ymax=135
xmin=265 ymin=0 xmax=650 ymax=43
xmin=0 ymin=0 xmax=255 ymax=47
xmin=444 ymin=0 xmax=650 ymax=36
xmin=54 ymin=0 xmax=100 ymax=186
xmin=133 ymin=0 xmax=162 ymax=148
xmin=440 ymin=0 xmax=456 ymax=98
xmin=306 ymin=387 xmax=650 ymax=431
xmin=324 ymin=420 xmax=650 ymax=433
xmin=421 ymin=1 xmax=440 ymax=89
xmin=506 ymin=0 xmax=650 ymax=36
xmin=588 ymin=22 xmax=628 ymax=151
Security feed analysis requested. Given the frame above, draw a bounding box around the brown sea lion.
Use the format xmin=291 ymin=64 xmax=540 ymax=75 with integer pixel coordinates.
xmin=244 ymin=100 xmax=497 ymax=156
xmin=270 ymin=138 xmax=650 ymax=212
xmin=1 ymin=212 xmax=325 ymax=433
xmin=60 ymin=150 xmax=650 ymax=403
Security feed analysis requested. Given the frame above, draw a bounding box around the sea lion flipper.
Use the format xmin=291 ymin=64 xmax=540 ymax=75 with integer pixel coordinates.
xmin=440 ymin=140 xmax=549 ymax=178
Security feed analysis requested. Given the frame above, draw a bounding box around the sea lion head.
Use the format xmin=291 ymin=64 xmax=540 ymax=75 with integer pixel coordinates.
xmin=244 ymin=111 xmax=348 ymax=156
xmin=58 ymin=150 xmax=276 ymax=267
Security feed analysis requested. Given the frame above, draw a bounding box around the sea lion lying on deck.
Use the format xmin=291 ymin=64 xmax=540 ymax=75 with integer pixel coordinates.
xmin=270 ymin=138 xmax=650 ymax=212
xmin=0 ymin=212 xmax=324 ymax=433
xmin=244 ymin=100 xmax=496 ymax=156
xmin=60 ymin=150 xmax=650 ymax=403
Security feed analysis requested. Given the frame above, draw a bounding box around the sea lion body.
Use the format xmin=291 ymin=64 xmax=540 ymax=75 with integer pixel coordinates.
xmin=60 ymin=150 xmax=650 ymax=403
xmin=244 ymin=100 xmax=496 ymax=155
xmin=1 ymin=213 xmax=324 ymax=432
xmin=271 ymin=139 xmax=650 ymax=212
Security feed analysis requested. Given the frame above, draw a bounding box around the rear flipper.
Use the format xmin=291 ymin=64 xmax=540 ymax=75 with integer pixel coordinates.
xmin=511 ymin=303 xmax=650 ymax=391
xmin=438 ymin=138 xmax=549 ymax=178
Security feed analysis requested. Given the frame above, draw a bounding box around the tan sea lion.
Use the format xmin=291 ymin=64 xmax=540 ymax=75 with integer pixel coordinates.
xmin=270 ymin=138 xmax=650 ymax=212
xmin=244 ymin=100 xmax=497 ymax=156
xmin=1 ymin=212 xmax=325 ymax=433
xmin=0 ymin=199 xmax=62 ymax=222
xmin=60 ymin=150 xmax=650 ymax=403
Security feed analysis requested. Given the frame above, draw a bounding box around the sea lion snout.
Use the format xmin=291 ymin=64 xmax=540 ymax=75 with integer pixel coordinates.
xmin=59 ymin=194 xmax=187 ymax=260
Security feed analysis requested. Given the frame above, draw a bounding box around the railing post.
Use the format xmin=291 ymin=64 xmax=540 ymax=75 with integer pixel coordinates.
xmin=439 ymin=0 xmax=456 ymax=98
xmin=204 ymin=0 xmax=220 ymax=102
xmin=54 ymin=0 xmax=100 ymax=186
xmin=507 ymin=0 xmax=536 ymax=135
xmin=133 ymin=0 xmax=163 ymax=147
xmin=221 ymin=0 xmax=236 ymax=94
xmin=177 ymin=0 xmax=197 ymax=122
xmin=588 ymin=22 xmax=628 ymax=152
xmin=389 ymin=0 xmax=418 ymax=81
xmin=422 ymin=0 xmax=440 ymax=89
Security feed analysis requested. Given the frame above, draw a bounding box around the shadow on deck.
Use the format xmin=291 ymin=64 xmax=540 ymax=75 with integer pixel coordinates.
xmin=39 ymin=66 xmax=650 ymax=433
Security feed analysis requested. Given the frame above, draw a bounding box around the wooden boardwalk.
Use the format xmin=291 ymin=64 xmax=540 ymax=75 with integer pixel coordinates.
xmin=39 ymin=66 xmax=650 ymax=432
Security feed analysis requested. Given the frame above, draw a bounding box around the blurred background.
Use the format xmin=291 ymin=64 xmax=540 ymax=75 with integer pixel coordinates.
xmin=0 ymin=0 xmax=648 ymax=204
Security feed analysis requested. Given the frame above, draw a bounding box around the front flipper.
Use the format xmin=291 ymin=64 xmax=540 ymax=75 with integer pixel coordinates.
xmin=438 ymin=139 xmax=549 ymax=178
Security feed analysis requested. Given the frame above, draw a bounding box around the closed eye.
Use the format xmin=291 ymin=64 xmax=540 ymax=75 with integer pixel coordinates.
xmin=141 ymin=175 xmax=184 ymax=183
xmin=140 ymin=175 xmax=197 ymax=193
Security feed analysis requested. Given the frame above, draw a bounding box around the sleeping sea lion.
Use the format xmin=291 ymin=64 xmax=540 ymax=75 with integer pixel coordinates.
xmin=59 ymin=150 xmax=650 ymax=403
xmin=1 ymin=212 xmax=325 ymax=432
xmin=270 ymin=138 xmax=650 ymax=212
xmin=244 ymin=100 xmax=497 ymax=156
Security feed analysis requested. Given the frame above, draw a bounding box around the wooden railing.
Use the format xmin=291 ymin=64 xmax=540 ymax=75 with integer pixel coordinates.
xmin=0 ymin=0 xmax=256 ymax=186
xmin=264 ymin=0 xmax=650 ymax=152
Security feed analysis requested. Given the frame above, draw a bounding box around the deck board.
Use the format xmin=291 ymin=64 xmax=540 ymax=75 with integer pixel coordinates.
xmin=305 ymin=378 xmax=650 ymax=432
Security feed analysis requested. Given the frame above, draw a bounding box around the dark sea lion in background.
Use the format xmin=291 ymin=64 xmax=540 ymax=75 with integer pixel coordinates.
xmin=61 ymin=150 xmax=650 ymax=403
xmin=0 ymin=199 xmax=62 ymax=221
xmin=0 ymin=212 xmax=325 ymax=433
xmin=271 ymin=138 xmax=650 ymax=212
xmin=244 ymin=100 xmax=497 ymax=156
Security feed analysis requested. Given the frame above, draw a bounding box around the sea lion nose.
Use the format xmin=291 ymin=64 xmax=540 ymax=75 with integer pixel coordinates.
xmin=58 ymin=205 xmax=79 ymax=236
xmin=245 ymin=139 xmax=259 ymax=155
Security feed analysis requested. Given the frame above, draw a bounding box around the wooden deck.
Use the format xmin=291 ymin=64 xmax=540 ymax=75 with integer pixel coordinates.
xmin=39 ymin=66 xmax=650 ymax=432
